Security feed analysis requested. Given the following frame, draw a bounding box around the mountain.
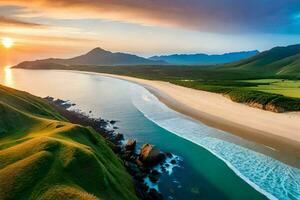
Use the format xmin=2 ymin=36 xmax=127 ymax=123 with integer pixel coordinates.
xmin=149 ymin=50 xmax=259 ymax=65
xmin=220 ymin=44 xmax=300 ymax=76
xmin=0 ymin=84 xmax=138 ymax=200
xmin=16 ymin=47 xmax=166 ymax=68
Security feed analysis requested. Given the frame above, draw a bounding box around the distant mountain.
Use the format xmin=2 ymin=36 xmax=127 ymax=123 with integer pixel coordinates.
xmin=16 ymin=47 xmax=166 ymax=68
xmin=220 ymin=44 xmax=300 ymax=76
xmin=149 ymin=50 xmax=259 ymax=65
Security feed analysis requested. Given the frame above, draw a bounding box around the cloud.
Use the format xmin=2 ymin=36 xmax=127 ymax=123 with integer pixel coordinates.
xmin=0 ymin=0 xmax=300 ymax=33
xmin=0 ymin=16 xmax=42 ymax=27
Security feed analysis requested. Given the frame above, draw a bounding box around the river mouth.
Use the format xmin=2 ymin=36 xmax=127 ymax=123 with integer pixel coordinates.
xmin=1 ymin=68 xmax=300 ymax=200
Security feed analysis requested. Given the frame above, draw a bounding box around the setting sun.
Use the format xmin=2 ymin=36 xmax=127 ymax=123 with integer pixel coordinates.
xmin=2 ymin=37 xmax=14 ymax=48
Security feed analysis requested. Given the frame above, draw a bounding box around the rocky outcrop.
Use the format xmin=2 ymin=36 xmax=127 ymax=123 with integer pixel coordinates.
xmin=45 ymin=97 xmax=166 ymax=200
xmin=139 ymin=144 xmax=166 ymax=166
xmin=125 ymin=139 xmax=136 ymax=151
xmin=120 ymin=143 xmax=166 ymax=200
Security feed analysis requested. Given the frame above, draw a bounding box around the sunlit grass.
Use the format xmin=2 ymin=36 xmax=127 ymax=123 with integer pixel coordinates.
xmin=0 ymin=84 xmax=138 ymax=200
xmin=242 ymin=79 xmax=300 ymax=98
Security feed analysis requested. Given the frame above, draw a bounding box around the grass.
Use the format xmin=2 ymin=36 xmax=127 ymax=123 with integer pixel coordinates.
xmin=241 ymin=79 xmax=300 ymax=98
xmin=171 ymin=79 xmax=300 ymax=112
xmin=0 ymin=84 xmax=138 ymax=200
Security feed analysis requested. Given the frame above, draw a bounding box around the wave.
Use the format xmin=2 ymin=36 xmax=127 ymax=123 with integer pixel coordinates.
xmin=129 ymin=84 xmax=300 ymax=200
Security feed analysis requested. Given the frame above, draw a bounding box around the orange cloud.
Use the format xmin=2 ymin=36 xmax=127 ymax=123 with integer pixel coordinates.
xmin=0 ymin=0 xmax=217 ymax=31
xmin=0 ymin=0 xmax=299 ymax=33
xmin=0 ymin=16 xmax=42 ymax=27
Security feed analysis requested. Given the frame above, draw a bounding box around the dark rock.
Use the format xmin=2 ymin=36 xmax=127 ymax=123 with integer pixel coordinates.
xmin=151 ymin=169 xmax=160 ymax=176
xmin=115 ymin=133 xmax=124 ymax=141
xmin=121 ymin=150 xmax=135 ymax=161
xmin=134 ymin=171 xmax=146 ymax=182
xmin=136 ymin=158 xmax=144 ymax=168
xmin=130 ymin=155 xmax=137 ymax=160
xmin=125 ymin=161 xmax=139 ymax=175
xmin=44 ymin=96 xmax=54 ymax=101
xmin=135 ymin=182 xmax=149 ymax=200
xmin=149 ymin=174 xmax=158 ymax=183
xmin=110 ymin=120 xmax=117 ymax=124
xmin=170 ymin=159 xmax=176 ymax=164
xmin=139 ymin=144 xmax=166 ymax=166
xmin=125 ymin=139 xmax=136 ymax=151
xmin=147 ymin=189 xmax=163 ymax=200
xmin=138 ymin=165 xmax=151 ymax=174
xmin=165 ymin=152 xmax=173 ymax=158
xmin=109 ymin=133 xmax=124 ymax=145
xmin=149 ymin=169 xmax=160 ymax=183
xmin=161 ymin=166 xmax=166 ymax=172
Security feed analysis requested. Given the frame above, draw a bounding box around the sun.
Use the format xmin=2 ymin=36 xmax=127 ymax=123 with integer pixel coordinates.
xmin=2 ymin=37 xmax=14 ymax=49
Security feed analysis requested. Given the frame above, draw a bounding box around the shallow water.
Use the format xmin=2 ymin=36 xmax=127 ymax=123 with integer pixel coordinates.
xmin=1 ymin=68 xmax=300 ymax=200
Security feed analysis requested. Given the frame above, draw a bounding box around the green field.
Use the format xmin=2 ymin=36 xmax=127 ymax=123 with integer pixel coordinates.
xmin=242 ymin=79 xmax=300 ymax=98
xmin=0 ymin=85 xmax=138 ymax=200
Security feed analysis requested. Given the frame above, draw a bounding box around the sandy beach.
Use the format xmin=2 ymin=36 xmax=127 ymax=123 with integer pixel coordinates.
xmin=100 ymin=73 xmax=300 ymax=160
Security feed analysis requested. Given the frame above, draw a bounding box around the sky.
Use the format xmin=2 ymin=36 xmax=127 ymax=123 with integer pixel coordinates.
xmin=0 ymin=0 xmax=300 ymax=65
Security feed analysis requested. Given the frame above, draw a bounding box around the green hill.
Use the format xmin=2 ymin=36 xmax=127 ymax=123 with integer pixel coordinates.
xmin=0 ymin=85 xmax=138 ymax=200
xmin=220 ymin=44 xmax=300 ymax=77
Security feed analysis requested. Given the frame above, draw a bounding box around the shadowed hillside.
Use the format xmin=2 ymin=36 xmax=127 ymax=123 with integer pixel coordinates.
xmin=220 ymin=44 xmax=300 ymax=76
xmin=0 ymin=85 xmax=138 ymax=200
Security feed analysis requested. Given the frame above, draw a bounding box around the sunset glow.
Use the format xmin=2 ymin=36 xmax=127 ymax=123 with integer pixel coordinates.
xmin=0 ymin=1 xmax=300 ymax=65
xmin=2 ymin=38 xmax=14 ymax=49
xmin=0 ymin=1 xmax=300 ymax=200
xmin=3 ymin=66 xmax=13 ymax=87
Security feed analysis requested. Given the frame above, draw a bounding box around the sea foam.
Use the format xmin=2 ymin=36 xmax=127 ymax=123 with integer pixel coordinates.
xmin=130 ymin=84 xmax=300 ymax=200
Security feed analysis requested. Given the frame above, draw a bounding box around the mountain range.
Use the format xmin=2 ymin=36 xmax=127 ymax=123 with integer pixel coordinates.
xmin=15 ymin=48 xmax=259 ymax=68
xmin=14 ymin=44 xmax=300 ymax=77
xmin=17 ymin=47 xmax=166 ymax=68
xmin=149 ymin=50 xmax=259 ymax=65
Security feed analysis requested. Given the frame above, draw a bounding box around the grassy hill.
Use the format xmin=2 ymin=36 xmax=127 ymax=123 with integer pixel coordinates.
xmin=0 ymin=85 xmax=138 ymax=200
xmin=220 ymin=44 xmax=300 ymax=77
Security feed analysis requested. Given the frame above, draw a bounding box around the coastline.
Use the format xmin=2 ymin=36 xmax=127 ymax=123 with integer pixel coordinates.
xmin=97 ymin=73 xmax=300 ymax=163
xmin=45 ymin=97 xmax=169 ymax=200
xmin=5 ymin=68 xmax=300 ymax=199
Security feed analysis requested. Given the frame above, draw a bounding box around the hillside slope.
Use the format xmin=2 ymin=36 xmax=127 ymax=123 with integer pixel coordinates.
xmin=149 ymin=50 xmax=259 ymax=65
xmin=220 ymin=44 xmax=300 ymax=77
xmin=0 ymin=85 xmax=138 ymax=200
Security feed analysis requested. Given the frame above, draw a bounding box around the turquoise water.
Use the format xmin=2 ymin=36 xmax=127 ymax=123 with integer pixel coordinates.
xmin=1 ymin=69 xmax=300 ymax=200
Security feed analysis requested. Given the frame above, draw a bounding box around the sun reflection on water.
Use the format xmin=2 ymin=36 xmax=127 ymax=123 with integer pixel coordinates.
xmin=4 ymin=66 xmax=14 ymax=87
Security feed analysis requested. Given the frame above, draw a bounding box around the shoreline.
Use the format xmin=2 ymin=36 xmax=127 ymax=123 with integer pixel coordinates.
xmin=6 ymin=68 xmax=300 ymax=199
xmin=96 ymin=73 xmax=300 ymax=165
xmin=45 ymin=96 xmax=173 ymax=200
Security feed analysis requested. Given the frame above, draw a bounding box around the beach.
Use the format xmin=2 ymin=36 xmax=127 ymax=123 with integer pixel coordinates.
xmin=100 ymin=73 xmax=300 ymax=161
xmin=3 ymin=68 xmax=300 ymax=199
